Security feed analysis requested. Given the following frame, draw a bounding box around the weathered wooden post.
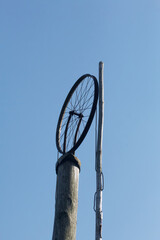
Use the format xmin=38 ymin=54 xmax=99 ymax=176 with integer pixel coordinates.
xmin=52 ymin=153 xmax=81 ymax=240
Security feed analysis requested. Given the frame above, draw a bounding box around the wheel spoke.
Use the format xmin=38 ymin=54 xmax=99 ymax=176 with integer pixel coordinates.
xmin=74 ymin=78 xmax=93 ymax=111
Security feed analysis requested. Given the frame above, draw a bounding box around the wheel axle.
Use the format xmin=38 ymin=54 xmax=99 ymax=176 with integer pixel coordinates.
xmin=69 ymin=111 xmax=83 ymax=118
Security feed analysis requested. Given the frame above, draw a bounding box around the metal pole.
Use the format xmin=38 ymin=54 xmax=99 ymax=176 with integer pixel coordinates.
xmin=52 ymin=153 xmax=81 ymax=240
xmin=95 ymin=61 xmax=104 ymax=240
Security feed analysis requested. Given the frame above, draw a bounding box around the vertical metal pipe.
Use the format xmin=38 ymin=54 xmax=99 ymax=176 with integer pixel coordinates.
xmin=95 ymin=61 xmax=104 ymax=240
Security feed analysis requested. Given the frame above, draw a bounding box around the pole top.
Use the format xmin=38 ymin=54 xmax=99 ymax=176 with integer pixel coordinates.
xmin=99 ymin=61 xmax=104 ymax=68
xmin=56 ymin=153 xmax=81 ymax=174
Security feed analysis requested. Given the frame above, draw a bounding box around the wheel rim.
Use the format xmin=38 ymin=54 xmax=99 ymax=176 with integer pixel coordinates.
xmin=56 ymin=74 xmax=98 ymax=154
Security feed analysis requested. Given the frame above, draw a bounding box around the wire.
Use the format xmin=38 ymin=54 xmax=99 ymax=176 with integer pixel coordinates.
xmin=95 ymin=105 xmax=98 ymax=170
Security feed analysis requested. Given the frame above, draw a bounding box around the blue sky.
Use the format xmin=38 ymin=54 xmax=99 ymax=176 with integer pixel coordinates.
xmin=1 ymin=0 xmax=160 ymax=239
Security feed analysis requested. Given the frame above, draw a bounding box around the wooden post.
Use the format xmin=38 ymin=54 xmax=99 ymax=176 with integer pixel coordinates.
xmin=95 ymin=61 xmax=104 ymax=240
xmin=52 ymin=153 xmax=81 ymax=240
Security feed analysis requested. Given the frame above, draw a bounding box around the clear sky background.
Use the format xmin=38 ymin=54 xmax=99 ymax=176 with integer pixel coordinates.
xmin=1 ymin=0 xmax=160 ymax=239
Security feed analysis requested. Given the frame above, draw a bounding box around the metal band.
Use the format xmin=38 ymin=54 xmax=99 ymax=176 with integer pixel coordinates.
xmin=56 ymin=153 xmax=81 ymax=174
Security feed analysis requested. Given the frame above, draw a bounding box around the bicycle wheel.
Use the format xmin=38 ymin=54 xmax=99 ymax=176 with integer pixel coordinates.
xmin=56 ymin=74 xmax=98 ymax=154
